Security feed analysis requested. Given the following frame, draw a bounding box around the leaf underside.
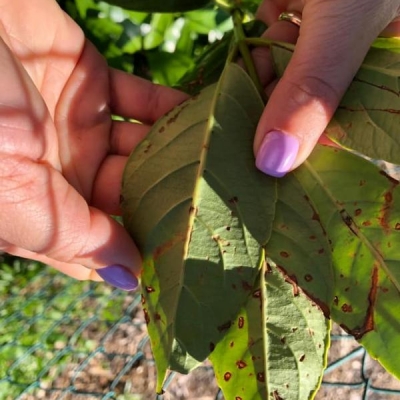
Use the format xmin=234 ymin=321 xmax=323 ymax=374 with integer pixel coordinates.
xmin=122 ymin=38 xmax=400 ymax=398
xmin=122 ymin=64 xmax=277 ymax=389
xmin=210 ymin=262 xmax=329 ymax=400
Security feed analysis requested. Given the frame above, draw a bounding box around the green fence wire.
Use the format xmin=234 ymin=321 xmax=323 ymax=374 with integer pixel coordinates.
xmin=1 ymin=256 xmax=400 ymax=400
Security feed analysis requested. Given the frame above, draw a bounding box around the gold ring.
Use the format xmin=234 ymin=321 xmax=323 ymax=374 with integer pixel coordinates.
xmin=278 ymin=11 xmax=302 ymax=27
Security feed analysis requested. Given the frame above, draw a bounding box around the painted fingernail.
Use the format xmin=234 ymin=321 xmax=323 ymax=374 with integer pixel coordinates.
xmin=97 ymin=264 xmax=139 ymax=291
xmin=255 ymin=130 xmax=299 ymax=177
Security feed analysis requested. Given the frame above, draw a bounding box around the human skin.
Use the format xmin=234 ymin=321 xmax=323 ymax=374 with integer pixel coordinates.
xmin=253 ymin=0 xmax=400 ymax=177
xmin=0 ymin=0 xmax=188 ymax=287
xmin=0 ymin=0 xmax=399 ymax=289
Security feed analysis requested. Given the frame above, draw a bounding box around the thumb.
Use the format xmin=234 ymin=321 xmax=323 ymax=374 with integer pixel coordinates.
xmin=254 ymin=0 xmax=400 ymax=177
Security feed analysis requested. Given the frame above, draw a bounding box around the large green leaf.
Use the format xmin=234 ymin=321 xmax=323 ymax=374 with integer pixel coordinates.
xmin=271 ymin=43 xmax=400 ymax=164
xmin=122 ymin=64 xmax=277 ymax=389
xmin=268 ymin=145 xmax=400 ymax=378
xmin=210 ymin=262 xmax=329 ymax=400
xmin=102 ymin=0 xmax=210 ymax=12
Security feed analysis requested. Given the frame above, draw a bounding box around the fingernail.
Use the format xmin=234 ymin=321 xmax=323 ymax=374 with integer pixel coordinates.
xmin=97 ymin=264 xmax=139 ymax=291
xmin=256 ymin=130 xmax=299 ymax=177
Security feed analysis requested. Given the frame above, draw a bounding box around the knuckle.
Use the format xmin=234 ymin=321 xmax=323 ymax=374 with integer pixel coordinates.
xmin=285 ymin=74 xmax=341 ymax=111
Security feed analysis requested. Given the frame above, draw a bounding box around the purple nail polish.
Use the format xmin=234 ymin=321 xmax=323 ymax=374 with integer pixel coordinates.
xmin=97 ymin=264 xmax=139 ymax=291
xmin=256 ymin=130 xmax=299 ymax=177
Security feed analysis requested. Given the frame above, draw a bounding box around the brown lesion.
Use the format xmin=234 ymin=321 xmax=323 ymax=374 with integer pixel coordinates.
xmin=152 ymin=233 xmax=186 ymax=260
xmin=377 ymin=182 xmax=397 ymax=234
xmin=341 ymin=264 xmax=378 ymax=340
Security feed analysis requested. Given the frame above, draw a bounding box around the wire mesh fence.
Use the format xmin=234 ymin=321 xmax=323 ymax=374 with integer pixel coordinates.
xmin=1 ymin=256 xmax=400 ymax=400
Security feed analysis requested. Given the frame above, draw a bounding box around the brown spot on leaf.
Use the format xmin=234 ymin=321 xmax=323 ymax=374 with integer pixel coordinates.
xmin=309 ymin=235 xmax=316 ymax=240
xmin=153 ymin=234 xmax=186 ymax=260
xmin=226 ymin=226 xmax=231 ymax=231
xmin=299 ymin=354 xmax=306 ymax=362
xmin=218 ymin=321 xmax=232 ymax=332
xmin=280 ymin=337 xmax=286 ymax=344
xmin=154 ymin=313 xmax=161 ymax=321
xmin=292 ymin=327 xmax=298 ymax=333
xmin=242 ymin=281 xmax=252 ymax=291
xmin=305 ymin=274 xmax=313 ymax=282
xmin=158 ymin=126 xmax=165 ymax=133
xmin=341 ymin=304 xmax=353 ymax=313
xmin=318 ymin=248 xmax=325 ymax=254
xmin=141 ymin=294 xmax=146 ymax=305
xmin=143 ymin=309 xmax=150 ymax=325
xmin=252 ymin=289 xmax=261 ymax=298
xmin=235 ymin=397 xmax=242 ymax=400
xmin=236 ymin=360 xmax=247 ymax=369
xmin=280 ymin=251 xmax=289 ymax=258
xmin=355 ymin=208 xmax=362 ymax=216
xmin=143 ymin=143 xmax=152 ymax=153
xmin=257 ymin=372 xmax=265 ymax=383
xmin=238 ymin=316 xmax=245 ymax=329
xmin=333 ymin=296 xmax=339 ymax=306
xmin=228 ymin=196 xmax=238 ymax=204
xmin=359 ymin=179 xmax=366 ymax=186
xmin=230 ymin=341 xmax=234 ymax=348
xmin=395 ymin=222 xmax=400 ymax=230
xmin=272 ymin=390 xmax=283 ymax=400
xmin=224 ymin=372 xmax=232 ymax=381
xmin=362 ymin=220 xmax=372 ymax=227
xmin=145 ymin=286 xmax=155 ymax=293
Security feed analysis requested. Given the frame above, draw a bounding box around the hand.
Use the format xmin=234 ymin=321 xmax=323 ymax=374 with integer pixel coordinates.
xmin=0 ymin=0 xmax=188 ymax=289
xmin=253 ymin=0 xmax=400 ymax=177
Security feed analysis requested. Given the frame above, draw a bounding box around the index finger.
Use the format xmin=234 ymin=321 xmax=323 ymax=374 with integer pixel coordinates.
xmin=109 ymin=68 xmax=189 ymax=124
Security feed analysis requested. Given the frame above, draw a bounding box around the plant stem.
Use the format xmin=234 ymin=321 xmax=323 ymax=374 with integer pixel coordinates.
xmin=244 ymin=37 xmax=296 ymax=52
xmin=232 ymin=9 xmax=267 ymax=103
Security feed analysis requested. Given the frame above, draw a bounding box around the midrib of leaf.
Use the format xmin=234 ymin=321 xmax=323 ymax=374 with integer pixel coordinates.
xmin=301 ymin=159 xmax=400 ymax=293
xmin=260 ymin=254 xmax=270 ymax=395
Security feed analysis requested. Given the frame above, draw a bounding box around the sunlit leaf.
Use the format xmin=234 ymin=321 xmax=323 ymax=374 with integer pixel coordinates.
xmin=271 ymin=43 xmax=400 ymax=164
xmin=210 ymin=263 xmax=329 ymax=400
xmin=144 ymin=14 xmax=174 ymax=50
xmin=122 ymin=64 xmax=276 ymax=389
xmin=269 ymin=145 xmax=400 ymax=379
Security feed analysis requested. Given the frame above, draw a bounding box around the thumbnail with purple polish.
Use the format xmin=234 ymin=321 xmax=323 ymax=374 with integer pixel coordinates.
xmin=255 ymin=130 xmax=299 ymax=177
xmin=97 ymin=264 xmax=138 ymax=291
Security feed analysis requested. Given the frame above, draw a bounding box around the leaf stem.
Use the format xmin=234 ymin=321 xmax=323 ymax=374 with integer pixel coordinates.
xmin=232 ymin=9 xmax=267 ymax=103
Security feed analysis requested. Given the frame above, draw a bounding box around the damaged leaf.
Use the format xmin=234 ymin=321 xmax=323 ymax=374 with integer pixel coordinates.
xmin=121 ymin=64 xmax=276 ymax=389
xmin=210 ymin=262 xmax=329 ymax=400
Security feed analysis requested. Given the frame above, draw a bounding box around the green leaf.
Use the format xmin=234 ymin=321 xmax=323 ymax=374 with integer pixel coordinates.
xmin=270 ymin=144 xmax=400 ymax=379
xmin=122 ymin=64 xmax=276 ymax=389
xmin=210 ymin=263 xmax=330 ymax=400
xmin=372 ymin=37 xmax=400 ymax=53
xmin=145 ymin=50 xmax=195 ymax=86
xmin=101 ymin=0 xmax=210 ymax=13
xmin=144 ymin=14 xmax=175 ymax=49
xmin=266 ymin=172 xmax=334 ymax=311
xmin=271 ymin=43 xmax=400 ymax=164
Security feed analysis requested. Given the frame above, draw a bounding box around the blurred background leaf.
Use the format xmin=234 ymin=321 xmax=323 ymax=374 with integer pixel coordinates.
xmin=57 ymin=0 xmax=241 ymax=86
